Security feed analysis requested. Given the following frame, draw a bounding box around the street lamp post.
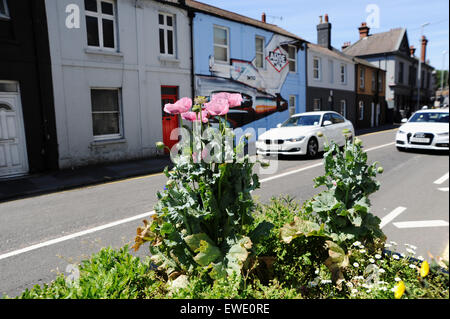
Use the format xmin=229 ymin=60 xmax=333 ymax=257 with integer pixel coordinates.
xmin=417 ymin=22 xmax=430 ymax=110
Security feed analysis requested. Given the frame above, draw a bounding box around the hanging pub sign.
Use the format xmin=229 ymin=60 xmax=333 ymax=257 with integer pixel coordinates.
xmin=266 ymin=47 xmax=289 ymax=72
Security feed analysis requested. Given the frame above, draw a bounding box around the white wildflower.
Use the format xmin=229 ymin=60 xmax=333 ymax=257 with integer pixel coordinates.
xmin=379 ymin=268 xmax=385 ymax=273
xmin=393 ymin=254 xmax=400 ymax=260
xmin=395 ymin=277 xmax=401 ymax=282
xmin=369 ymin=258 xmax=375 ymax=263
xmin=353 ymin=241 xmax=362 ymax=247
xmin=375 ymin=254 xmax=382 ymax=259
xmin=417 ymin=256 xmax=424 ymax=261
xmin=353 ymin=262 xmax=360 ymax=268
xmin=346 ymin=282 xmax=354 ymax=288
xmin=409 ymin=264 xmax=417 ymax=269
xmin=351 ymin=288 xmax=358 ymax=294
xmin=359 ymin=249 xmax=366 ymax=253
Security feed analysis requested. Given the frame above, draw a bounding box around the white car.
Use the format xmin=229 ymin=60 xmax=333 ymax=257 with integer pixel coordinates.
xmin=256 ymin=111 xmax=355 ymax=157
xmin=396 ymin=108 xmax=449 ymax=151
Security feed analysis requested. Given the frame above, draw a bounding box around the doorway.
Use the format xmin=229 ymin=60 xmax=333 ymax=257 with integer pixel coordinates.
xmin=161 ymin=86 xmax=179 ymax=152
xmin=0 ymin=87 xmax=29 ymax=178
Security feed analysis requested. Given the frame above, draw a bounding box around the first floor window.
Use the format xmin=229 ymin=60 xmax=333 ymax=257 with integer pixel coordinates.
xmin=378 ymin=74 xmax=383 ymax=92
xmin=0 ymin=0 xmax=9 ymax=19
xmin=91 ymin=88 xmax=122 ymax=138
xmin=313 ymin=98 xmax=321 ymax=111
xmin=213 ymin=25 xmax=229 ymax=63
xmin=288 ymin=45 xmax=296 ymax=72
xmin=255 ymin=36 xmax=265 ymax=69
xmin=329 ymin=59 xmax=334 ymax=83
xmin=360 ymin=67 xmax=365 ymax=89
xmin=313 ymin=57 xmax=321 ymax=80
xmin=85 ymin=0 xmax=116 ymax=50
xmin=371 ymin=71 xmax=376 ymax=91
xmin=359 ymin=101 xmax=364 ymax=120
xmin=340 ymin=64 xmax=347 ymax=84
xmin=159 ymin=12 xmax=176 ymax=56
xmin=340 ymin=100 xmax=346 ymax=117
xmin=289 ymin=95 xmax=296 ymax=116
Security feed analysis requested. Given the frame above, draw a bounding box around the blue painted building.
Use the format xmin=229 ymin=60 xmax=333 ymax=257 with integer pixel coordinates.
xmin=187 ymin=1 xmax=307 ymax=139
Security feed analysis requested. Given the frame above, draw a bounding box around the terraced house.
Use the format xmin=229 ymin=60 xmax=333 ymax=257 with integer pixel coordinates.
xmin=0 ymin=0 xmax=58 ymax=178
xmin=305 ymin=15 xmax=356 ymax=124
xmin=187 ymin=0 xmax=307 ymax=137
xmin=45 ymin=0 xmax=192 ymax=169
xmin=343 ymin=23 xmax=435 ymax=123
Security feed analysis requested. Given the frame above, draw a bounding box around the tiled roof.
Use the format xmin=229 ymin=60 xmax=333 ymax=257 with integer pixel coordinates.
xmin=186 ymin=0 xmax=306 ymax=42
xmin=343 ymin=28 xmax=406 ymax=56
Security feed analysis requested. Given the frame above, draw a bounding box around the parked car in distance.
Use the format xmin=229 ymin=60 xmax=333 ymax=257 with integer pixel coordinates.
xmin=396 ymin=108 xmax=449 ymax=151
xmin=256 ymin=111 xmax=355 ymax=157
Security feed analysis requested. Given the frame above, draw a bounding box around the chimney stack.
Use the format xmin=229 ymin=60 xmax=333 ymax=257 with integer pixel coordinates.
xmin=342 ymin=41 xmax=351 ymax=51
xmin=317 ymin=14 xmax=332 ymax=49
xmin=409 ymin=45 xmax=416 ymax=57
xmin=261 ymin=12 xmax=266 ymax=23
xmin=358 ymin=22 xmax=370 ymax=39
xmin=421 ymin=35 xmax=428 ymax=63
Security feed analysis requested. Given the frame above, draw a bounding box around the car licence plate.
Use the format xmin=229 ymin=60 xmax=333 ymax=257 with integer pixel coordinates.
xmin=410 ymin=137 xmax=430 ymax=143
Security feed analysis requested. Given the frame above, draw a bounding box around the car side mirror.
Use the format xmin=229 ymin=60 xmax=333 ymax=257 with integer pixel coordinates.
xmin=276 ymin=123 xmax=282 ymax=128
xmin=401 ymin=118 xmax=407 ymax=123
xmin=323 ymin=120 xmax=332 ymax=126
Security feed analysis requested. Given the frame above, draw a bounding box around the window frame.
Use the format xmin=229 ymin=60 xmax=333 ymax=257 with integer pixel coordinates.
xmin=371 ymin=71 xmax=376 ymax=92
xmin=340 ymin=63 xmax=347 ymax=84
xmin=90 ymin=87 xmax=123 ymax=141
xmin=329 ymin=59 xmax=334 ymax=84
xmin=158 ymin=12 xmax=176 ymax=57
xmin=0 ymin=0 xmax=10 ymax=20
xmin=287 ymin=45 xmax=297 ymax=73
xmin=213 ymin=25 xmax=230 ymax=64
xmin=288 ymin=95 xmax=297 ymax=116
xmin=398 ymin=62 xmax=404 ymax=84
xmin=359 ymin=67 xmax=365 ymax=89
xmin=85 ymin=0 xmax=117 ymax=51
xmin=254 ymin=36 xmax=265 ymax=69
xmin=340 ymin=99 xmax=347 ymax=117
xmin=313 ymin=98 xmax=321 ymax=111
xmin=358 ymin=101 xmax=364 ymax=121
xmin=313 ymin=57 xmax=321 ymax=80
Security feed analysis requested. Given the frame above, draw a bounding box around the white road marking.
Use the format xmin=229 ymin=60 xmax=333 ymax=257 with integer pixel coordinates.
xmin=0 ymin=141 xmax=396 ymax=261
xmin=393 ymin=220 xmax=449 ymax=229
xmin=434 ymin=172 xmax=449 ymax=185
xmin=260 ymin=142 xmax=395 ymax=184
xmin=380 ymin=206 xmax=407 ymax=228
xmin=0 ymin=211 xmax=155 ymax=261
xmin=438 ymin=187 xmax=449 ymax=192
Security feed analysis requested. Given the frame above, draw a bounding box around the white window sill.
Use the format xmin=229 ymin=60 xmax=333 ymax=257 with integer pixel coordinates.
xmin=158 ymin=55 xmax=180 ymax=63
xmin=90 ymin=138 xmax=126 ymax=147
xmin=84 ymin=48 xmax=124 ymax=57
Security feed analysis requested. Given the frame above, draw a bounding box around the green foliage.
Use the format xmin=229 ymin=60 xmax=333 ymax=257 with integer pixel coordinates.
xmin=297 ymin=139 xmax=385 ymax=251
xmin=133 ymin=118 xmax=266 ymax=282
xmin=12 ymin=246 xmax=164 ymax=299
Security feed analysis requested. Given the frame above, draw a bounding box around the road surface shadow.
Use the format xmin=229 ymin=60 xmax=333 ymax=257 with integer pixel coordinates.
xmin=398 ymin=149 xmax=449 ymax=157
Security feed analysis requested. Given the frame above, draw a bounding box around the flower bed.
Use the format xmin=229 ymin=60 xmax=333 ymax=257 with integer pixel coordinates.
xmin=8 ymin=94 xmax=449 ymax=299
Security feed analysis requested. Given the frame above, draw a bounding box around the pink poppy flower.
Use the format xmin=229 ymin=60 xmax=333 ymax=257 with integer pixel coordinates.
xmin=181 ymin=110 xmax=208 ymax=123
xmin=164 ymin=97 xmax=192 ymax=114
xmin=205 ymin=98 xmax=229 ymax=116
xmin=211 ymin=92 xmax=243 ymax=108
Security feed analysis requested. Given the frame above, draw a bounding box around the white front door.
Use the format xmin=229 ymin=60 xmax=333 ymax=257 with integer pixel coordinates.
xmin=0 ymin=93 xmax=29 ymax=177
xmin=376 ymin=104 xmax=380 ymax=126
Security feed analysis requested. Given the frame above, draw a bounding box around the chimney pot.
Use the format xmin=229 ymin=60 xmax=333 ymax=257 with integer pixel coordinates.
xmin=262 ymin=12 xmax=266 ymax=23
xmin=342 ymin=41 xmax=351 ymax=50
xmin=324 ymin=14 xmax=329 ymax=22
xmin=358 ymin=22 xmax=370 ymax=39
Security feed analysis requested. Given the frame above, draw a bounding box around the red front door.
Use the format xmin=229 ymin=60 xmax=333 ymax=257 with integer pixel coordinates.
xmin=161 ymin=86 xmax=179 ymax=152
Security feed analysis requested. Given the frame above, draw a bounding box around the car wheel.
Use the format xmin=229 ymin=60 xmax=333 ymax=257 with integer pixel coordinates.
xmin=307 ymin=137 xmax=319 ymax=158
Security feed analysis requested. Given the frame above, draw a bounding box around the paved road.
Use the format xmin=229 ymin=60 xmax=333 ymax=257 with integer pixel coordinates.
xmin=0 ymin=128 xmax=448 ymax=297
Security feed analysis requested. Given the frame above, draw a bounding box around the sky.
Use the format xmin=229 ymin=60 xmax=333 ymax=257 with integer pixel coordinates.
xmin=199 ymin=0 xmax=449 ymax=70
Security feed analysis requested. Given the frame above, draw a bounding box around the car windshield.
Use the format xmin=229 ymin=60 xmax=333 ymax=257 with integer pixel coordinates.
xmin=409 ymin=112 xmax=449 ymax=123
xmin=282 ymin=115 xmax=321 ymax=127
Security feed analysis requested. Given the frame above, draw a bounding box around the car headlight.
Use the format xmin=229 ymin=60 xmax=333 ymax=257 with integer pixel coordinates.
xmin=286 ymin=136 xmax=305 ymax=142
xmin=437 ymin=132 xmax=449 ymax=137
xmin=397 ymin=130 xmax=406 ymax=134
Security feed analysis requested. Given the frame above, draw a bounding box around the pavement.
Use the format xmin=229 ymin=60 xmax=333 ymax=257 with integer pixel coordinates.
xmin=0 ymin=124 xmax=398 ymax=203
xmin=0 ymin=155 xmax=173 ymax=203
